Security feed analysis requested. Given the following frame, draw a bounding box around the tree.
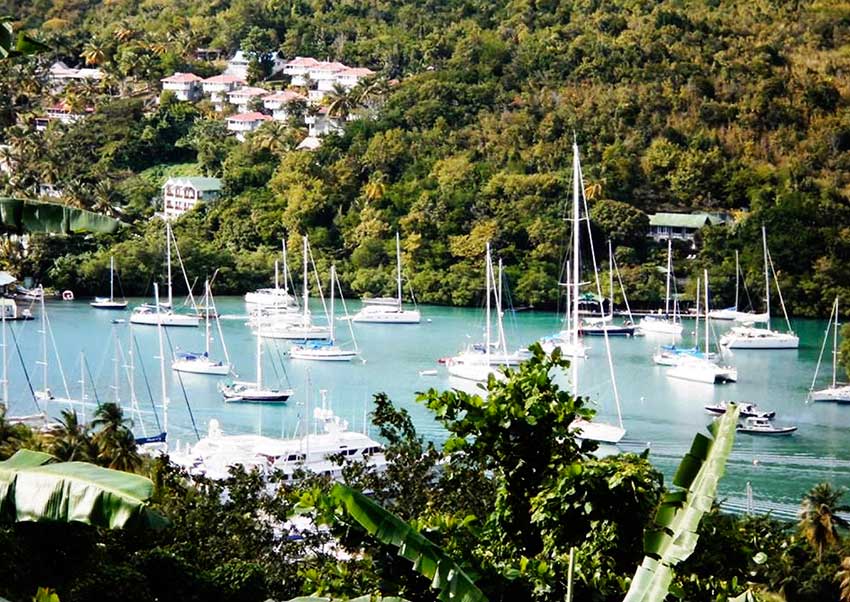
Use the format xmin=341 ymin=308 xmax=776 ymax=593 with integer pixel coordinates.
xmin=837 ymin=556 xmax=850 ymax=602
xmin=82 ymin=40 xmax=106 ymax=66
xmin=47 ymin=409 xmax=94 ymax=462
xmin=590 ymin=199 xmax=650 ymax=247
xmin=91 ymin=403 xmax=141 ymax=473
xmin=799 ymin=482 xmax=850 ymax=561
xmin=325 ymin=83 xmax=359 ymax=120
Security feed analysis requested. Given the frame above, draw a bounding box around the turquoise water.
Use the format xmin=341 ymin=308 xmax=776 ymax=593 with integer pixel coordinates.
xmin=6 ymin=297 xmax=849 ymax=518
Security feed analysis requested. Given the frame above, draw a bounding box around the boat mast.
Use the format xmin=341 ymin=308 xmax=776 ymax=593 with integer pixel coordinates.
xmin=665 ymin=238 xmax=672 ymax=317
xmin=282 ymin=238 xmax=290 ymax=295
xmin=497 ymin=257 xmax=508 ymax=356
xmin=695 ymin=276 xmax=701 ymax=349
xmin=204 ymin=280 xmax=212 ymax=356
xmin=485 ymin=242 xmax=492 ymax=367
xmin=256 ymin=310 xmax=263 ymax=389
xmin=704 ymin=270 xmax=710 ymax=356
xmin=166 ymin=221 xmax=173 ymax=308
xmin=80 ymin=351 xmax=87 ymax=421
xmin=608 ymin=239 xmax=614 ymax=320
xmin=302 ymin=235 xmax=309 ymax=324
xmin=762 ymin=225 xmax=770 ymax=330
xmin=396 ymin=231 xmax=403 ymax=311
xmin=329 ymin=264 xmax=336 ymax=342
xmin=110 ymin=255 xmax=115 ymax=302
xmin=274 ymin=260 xmax=280 ymax=293
xmin=571 ymin=142 xmax=581 ymax=394
xmin=154 ymin=283 xmax=168 ymax=444
xmin=1 ymin=301 xmax=7 ymax=407
xmin=734 ymin=250 xmax=740 ymax=312
xmin=39 ymin=285 xmax=47 ymax=394
xmin=833 ymin=297 xmax=839 ymax=388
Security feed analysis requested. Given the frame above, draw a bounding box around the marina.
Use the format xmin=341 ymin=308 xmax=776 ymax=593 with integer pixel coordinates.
xmin=1 ymin=295 xmax=848 ymax=516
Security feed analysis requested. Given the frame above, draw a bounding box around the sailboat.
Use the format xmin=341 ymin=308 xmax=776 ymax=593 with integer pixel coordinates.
xmin=719 ymin=226 xmax=799 ymax=349
xmin=34 ymin=286 xmax=79 ymax=406
xmin=652 ymin=275 xmax=714 ymax=366
xmin=808 ymin=297 xmax=850 ymax=403
xmin=351 ymin=232 xmax=421 ymax=324
xmin=130 ymin=221 xmax=199 ymax=327
xmin=552 ymin=142 xmax=626 ymax=444
xmin=258 ymin=235 xmax=331 ymax=340
xmin=579 ymin=240 xmax=638 ymax=337
xmin=667 ymin=270 xmax=737 ymax=384
xmin=245 ymin=239 xmax=299 ymax=310
xmin=708 ymin=250 xmax=768 ymax=322
xmin=540 ymin=260 xmax=589 ymax=358
xmin=290 ymin=264 xmax=360 ymax=361
xmin=639 ymin=239 xmax=683 ymax=336
xmin=221 ymin=306 xmax=293 ymax=403
xmin=446 ymin=243 xmax=508 ymax=382
xmin=172 ymin=280 xmax=232 ymax=375
xmin=90 ymin=256 xmax=128 ymax=309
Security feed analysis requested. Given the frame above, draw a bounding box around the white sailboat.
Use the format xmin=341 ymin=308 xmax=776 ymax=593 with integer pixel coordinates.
xmin=258 ymin=235 xmax=331 ymax=340
xmin=220 ymin=313 xmax=294 ymax=402
xmin=172 ymin=280 xmax=232 ymax=375
xmin=130 ymin=221 xmax=199 ymax=327
xmin=808 ymin=297 xmax=850 ymax=403
xmin=667 ymin=271 xmax=737 ymax=384
xmin=446 ymin=243 xmax=508 ymax=382
xmin=719 ymin=226 xmax=799 ymax=349
xmin=540 ymin=261 xmax=589 ymax=358
xmin=652 ymin=275 xmax=713 ymax=366
xmin=34 ymin=286 xmax=79 ymax=406
xmin=290 ymin=264 xmax=360 ymax=361
xmin=90 ymin=256 xmax=128 ymax=310
xmin=708 ymin=250 xmax=769 ymax=322
xmin=351 ymin=232 xmax=421 ymax=324
xmin=245 ymin=239 xmax=299 ymax=310
xmin=554 ymin=142 xmax=626 ymax=444
xmin=639 ymin=239 xmax=683 ymax=336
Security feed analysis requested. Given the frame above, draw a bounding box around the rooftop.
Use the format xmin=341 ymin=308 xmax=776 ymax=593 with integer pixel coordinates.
xmin=338 ymin=67 xmax=375 ymax=77
xmin=226 ymin=112 xmax=273 ymax=123
xmin=264 ymin=90 xmax=307 ymax=102
xmin=161 ymin=72 xmax=202 ymax=83
xmin=311 ymin=61 xmax=348 ymax=72
xmin=285 ymin=57 xmax=321 ymax=68
xmin=228 ymin=86 xmax=269 ymax=97
xmin=649 ymin=212 xmax=727 ymax=229
xmin=164 ymin=176 xmax=222 ymax=191
xmin=202 ymin=74 xmax=246 ymax=85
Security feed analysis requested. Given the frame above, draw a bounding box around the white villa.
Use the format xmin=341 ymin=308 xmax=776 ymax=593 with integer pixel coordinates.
xmin=336 ymin=67 xmax=375 ymax=90
xmin=263 ymin=90 xmax=307 ymax=121
xmin=227 ymin=86 xmax=269 ymax=112
xmin=225 ymin=50 xmax=286 ymax=80
xmin=306 ymin=107 xmax=342 ymax=137
xmin=35 ymin=103 xmax=92 ymax=131
xmin=160 ymin=73 xmax=203 ymax=101
xmin=282 ymin=58 xmax=376 ymax=102
xmin=226 ymin=111 xmax=272 ymax=140
xmin=201 ymin=74 xmax=246 ymax=111
xmin=283 ymin=57 xmax=321 ymax=86
xmin=162 ymin=177 xmax=222 ymax=219
xmin=47 ymin=61 xmax=103 ymax=91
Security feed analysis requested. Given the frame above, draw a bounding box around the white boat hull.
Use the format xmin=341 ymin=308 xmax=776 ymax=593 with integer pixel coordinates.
xmin=720 ymin=327 xmax=799 ymax=349
xmin=258 ymin=325 xmax=331 ymax=340
xmin=172 ymin=357 xmax=231 ymax=375
xmin=351 ymin=307 xmax=421 ymax=324
xmin=130 ymin=310 xmax=199 ymax=327
xmin=666 ymin=358 xmax=737 ymax=384
xmin=90 ymin=299 xmax=127 ymax=310
xmin=539 ymin=333 xmax=588 ymax=358
xmin=571 ymin=418 xmax=625 ymax=444
xmin=809 ymin=385 xmax=850 ymax=403
xmin=638 ymin=317 xmax=683 ymax=336
xmin=244 ymin=290 xmax=297 ymax=307
xmin=289 ymin=345 xmax=358 ymax=361
xmin=446 ymin=359 xmax=505 ymax=383
xmin=221 ymin=382 xmax=293 ymax=403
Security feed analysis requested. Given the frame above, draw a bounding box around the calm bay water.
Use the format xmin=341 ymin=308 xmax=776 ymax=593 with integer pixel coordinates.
xmin=7 ymin=296 xmax=850 ymax=519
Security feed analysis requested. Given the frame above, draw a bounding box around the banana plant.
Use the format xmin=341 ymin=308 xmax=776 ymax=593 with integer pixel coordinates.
xmin=0 ymin=198 xmax=120 ymax=234
xmin=622 ymin=404 xmax=741 ymax=602
xmin=0 ymin=449 xmax=167 ymax=529
xmin=329 ymin=483 xmax=487 ymax=602
xmin=0 ymin=17 xmax=49 ymax=59
xmin=285 ymin=597 xmax=409 ymax=602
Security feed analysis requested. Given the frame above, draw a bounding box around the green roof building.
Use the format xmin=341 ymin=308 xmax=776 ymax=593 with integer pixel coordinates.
xmin=648 ymin=212 xmax=727 ymax=242
xmin=162 ymin=176 xmax=222 ymax=219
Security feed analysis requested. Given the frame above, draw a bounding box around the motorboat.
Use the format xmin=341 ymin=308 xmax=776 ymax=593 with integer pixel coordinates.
xmin=579 ymin=318 xmax=637 ymax=337
xmin=736 ymin=416 xmax=797 ymax=436
xmin=704 ymin=401 xmax=775 ymax=419
xmin=351 ymin=232 xmax=421 ymax=324
xmin=90 ymin=256 xmax=128 ymax=310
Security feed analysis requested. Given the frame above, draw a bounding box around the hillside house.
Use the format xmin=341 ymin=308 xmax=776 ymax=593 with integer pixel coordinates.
xmin=162 ymin=177 xmax=222 ymax=219
xmin=335 ymin=67 xmax=375 ymax=90
xmin=225 ymin=50 xmax=286 ymax=80
xmin=160 ymin=73 xmax=203 ymax=101
xmin=35 ymin=102 xmax=93 ymax=131
xmin=227 ymin=86 xmax=269 ymax=112
xmin=202 ymin=74 xmax=246 ymax=111
xmin=47 ymin=61 xmax=103 ymax=91
xmin=263 ymin=90 xmax=307 ymax=121
xmin=283 ymin=57 xmax=321 ymax=86
xmin=226 ymin=112 xmax=272 ymax=140
xmin=305 ymin=107 xmax=341 ymax=137
xmin=647 ymin=213 xmax=728 ymax=243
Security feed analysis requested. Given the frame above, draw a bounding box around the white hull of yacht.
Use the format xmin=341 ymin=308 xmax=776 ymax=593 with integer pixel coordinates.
xmin=172 ymin=356 xmax=231 ymax=375
xmin=289 ymin=345 xmax=358 ymax=361
xmin=257 ymin=324 xmax=331 ymax=340
xmin=445 ymin=359 xmax=506 ymax=383
xmin=351 ymin=308 xmax=421 ymax=323
xmin=130 ymin=309 xmax=199 ymax=327
xmin=720 ymin=327 xmax=799 ymax=349
xmin=638 ymin=317 xmax=683 ymax=336
xmin=90 ymin=298 xmax=128 ymax=310
xmin=244 ymin=289 xmax=297 ymax=307
xmin=667 ymin=359 xmax=737 ymax=384
xmin=570 ymin=418 xmax=625 ymax=444
xmin=809 ymin=385 xmax=850 ymax=403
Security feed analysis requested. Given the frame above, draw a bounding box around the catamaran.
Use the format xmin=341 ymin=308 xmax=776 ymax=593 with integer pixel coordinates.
xmin=90 ymin=256 xmax=128 ymax=309
xmin=719 ymin=226 xmax=798 ymax=349
xmin=172 ymin=280 xmax=232 ymax=375
xmin=290 ymin=264 xmax=360 ymax=361
xmin=351 ymin=232 xmax=421 ymax=324
xmin=808 ymin=297 xmax=850 ymax=403
xmin=639 ymin=239 xmax=683 ymax=336
xmin=130 ymin=221 xmax=199 ymax=327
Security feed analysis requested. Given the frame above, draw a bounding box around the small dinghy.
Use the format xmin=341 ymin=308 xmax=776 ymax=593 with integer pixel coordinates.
xmin=705 ymin=401 xmax=775 ymax=419
xmin=736 ymin=416 xmax=796 ymax=436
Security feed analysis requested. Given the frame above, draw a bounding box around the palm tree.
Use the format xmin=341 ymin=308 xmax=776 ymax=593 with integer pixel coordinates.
xmin=47 ymin=409 xmax=94 ymax=462
xmin=82 ymin=40 xmax=106 ymax=66
xmin=325 ymin=82 xmax=360 ymax=120
xmin=0 ymin=405 xmax=37 ymax=459
xmin=799 ymin=482 xmax=850 ymax=560
xmin=837 ymin=556 xmax=850 ymax=602
xmin=91 ymin=402 xmax=141 ymax=472
xmin=249 ymin=120 xmax=300 ymax=157
xmin=363 ymin=171 xmax=387 ymax=203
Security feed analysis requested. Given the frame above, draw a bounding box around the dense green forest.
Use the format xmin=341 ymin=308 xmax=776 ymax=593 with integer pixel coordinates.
xmin=0 ymin=0 xmax=848 ymax=316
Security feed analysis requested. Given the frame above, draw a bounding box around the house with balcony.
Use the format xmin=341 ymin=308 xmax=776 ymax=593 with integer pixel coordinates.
xmin=309 ymin=61 xmax=349 ymax=101
xmin=47 ymin=61 xmax=103 ymax=91
xmin=35 ymin=102 xmax=93 ymax=131
xmin=305 ymin=106 xmax=341 ymax=138
xmin=283 ymin=57 xmax=321 ymax=86
xmin=647 ymin=212 xmax=728 ymax=243
xmin=202 ymin=74 xmax=246 ymax=111
xmin=335 ymin=67 xmax=375 ymax=90
xmin=162 ymin=177 xmax=222 ymax=219
xmin=160 ymin=72 xmax=203 ymax=101
xmin=263 ymin=90 xmax=307 ymax=122
xmin=227 ymin=86 xmax=269 ymax=112
xmin=226 ymin=111 xmax=272 ymax=140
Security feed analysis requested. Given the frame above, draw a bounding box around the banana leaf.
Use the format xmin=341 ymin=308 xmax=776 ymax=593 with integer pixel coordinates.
xmin=330 ymin=484 xmax=487 ymax=602
xmin=0 ymin=449 xmax=168 ymax=529
xmin=622 ymin=404 xmax=741 ymax=602
xmin=0 ymin=198 xmax=119 ymax=234
xmin=0 ymin=18 xmax=49 ymax=58
xmin=285 ymin=597 xmax=409 ymax=602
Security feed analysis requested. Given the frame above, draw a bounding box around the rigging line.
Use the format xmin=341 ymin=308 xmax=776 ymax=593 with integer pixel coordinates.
xmin=43 ymin=307 xmax=72 ymax=399
xmin=766 ymin=246 xmax=794 ymax=332
xmin=8 ymin=324 xmax=39 ymax=411
xmin=168 ymin=225 xmax=199 ymax=311
xmin=82 ymin=354 xmax=101 ymax=407
xmin=163 ymin=326 xmax=200 ymax=441
xmin=132 ymin=331 xmax=161 ymax=432
xmin=809 ymin=298 xmax=836 ymax=394
xmin=336 ymin=273 xmax=358 ymax=350
xmin=115 ymin=329 xmax=144 ymax=431
xmin=307 ymin=242 xmax=331 ymax=325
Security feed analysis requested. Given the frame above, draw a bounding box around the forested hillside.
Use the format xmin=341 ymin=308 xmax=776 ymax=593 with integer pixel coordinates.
xmin=2 ymin=0 xmax=850 ymax=315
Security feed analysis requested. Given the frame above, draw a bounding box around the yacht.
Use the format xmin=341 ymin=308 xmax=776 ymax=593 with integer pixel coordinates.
xmin=351 ymin=232 xmax=421 ymax=324
xmin=90 ymin=256 xmax=127 ymax=310
xmin=172 ymin=281 xmax=232 ymax=375
xmin=736 ymin=416 xmax=797 ymax=436
xmin=808 ymin=297 xmax=850 ymax=403
xmin=639 ymin=239 xmax=683 ymax=336
xmin=221 ymin=311 xmax=293 ymax=403
xmin=705 ymin=401 xmax=774 ymax=419
xmin=245 ymin=240 xmax=299 ymax=309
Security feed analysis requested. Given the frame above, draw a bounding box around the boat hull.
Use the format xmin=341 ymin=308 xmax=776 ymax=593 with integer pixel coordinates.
xmin=720 ymin=328 xmax=799 ymax=349
xmin=571 ymin=418 xmax=626 ymax=444
xmin=737 ymin=426 xmax=797 ymax=436
xmin=809 ymin=386 xmax=850 ymax=403
xmin=289 ymin=346 xmax=358 ymax=361
xmin=90 ymin=300 xmax=128 ymax=310
xmin=579 ymin=326 xmax=636 ymax=337
xmin=351 ymin=309 xmax=421 ymax=324
xmin=222 ymin=386 xmax=293 ymax=403
xmin=638 ymin=318 xmax=683 ymax=336
xmin=172 ymin=358 xmax=231 ymax=375
xmin=130 ymin=311 xmax=199 ymax=327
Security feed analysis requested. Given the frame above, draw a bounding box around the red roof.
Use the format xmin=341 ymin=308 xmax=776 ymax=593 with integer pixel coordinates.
xmin=46 ymin=102 xmax=94 ymax=114
xmin=202 ymin=74 xmax=245 ymax=85
xmin=311 ymin=61 xmax=348 ymax=72
xmin=285 ymin=57 xmax=321 ymax=68
xmin=338 ymin=67 xmax=374 ymax=78
xmin=228 ymin=86 xmax=269 ymax=98
xmin=264 ymin=90 xmax=306 ymax=102
xmin=161 ymin=72 xmax=202 ymax=83
xmin=226 ymin=112 xmax=273 ymax=123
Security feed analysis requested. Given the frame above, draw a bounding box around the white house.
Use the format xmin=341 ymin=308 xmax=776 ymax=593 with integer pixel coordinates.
xmin=35 ymin=102 xmax=92 ymax=131
xmin=310 ymin=61 xmax=349 ymax=99
xmin=263 ymin=90 xmax=307 ymax=122
xmin=162 ymin=176 xmax=222 ymax=219
xmin=283 ymin=57 xmax=321 ymax=86
xmin=227 ymin=86 xmax=269 ymax=112
xmin=305 ymin=107 xmax=341 ymax=137
xmin=202 ymin=74 xmax=246 ymax=111
xmin=225 ymin=50 xmax=286 ymax=80
xmin=335 ymin=67 xmax=375 ymax=90
xmin=47 ymin=61 xmax=103 ymax=91
xmin=225 ymin=111 xmax=272 ymax=140
xmin=160 ymin=72 xmax=203 ymax=101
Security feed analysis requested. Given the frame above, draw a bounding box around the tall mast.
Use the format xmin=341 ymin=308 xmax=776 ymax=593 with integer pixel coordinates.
xmin=833 ymin=297 xmax=839 ymax=388
xmin=256 ymin=317 xmax=263 ymax=388
xmin=110 ymin=255 xmax=115 ymax=302
xmin=204 ymin=280 xmax=212 ymax=356
xmin=497 ymin=257 xmax=504 ymax=349
xmin=704 ymin=270 xmax=710 ymax=356
xmin=762 ymin=225 xmax=770 ymax=330
xmin=485 ymin=242 xmax=492 ymax=365
xmin=128 ymin=324 xmax=136 ymax=407
xmin=154 ymin=283 xmax=168 ymax=444
xmin=274 ymin=260 xmax=279 ymax=292
xmin=166 ymin=221 xmax=173 ymax=308
xmin=734 ymin=250 xmax=740 ymax=312
xmin=40 ymin=285 xmax=47 ymax=393
xmin=608 ymin=239 xmax=614 ymax=319
xmin=665 ymin=238 xmax=672 ymax=317
xmin=571 ymin=142 xmax=581 ymax=395
xmin=329 ymin=264 xmax=336 ymax=341
xmin=695 ymin=277 xmax=701 ymax=349
xmin=302 ymin=235 xmax=309 ymax=323
xmin=396 ymin=231 xmax=403 ymax=309
xmin=1 ymin=301 xmax=7 ymax=407
xmin=282 ymin=238 xmax=290 ymax=295
xmin=80 ymin=352 xmax=87 ymax=422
